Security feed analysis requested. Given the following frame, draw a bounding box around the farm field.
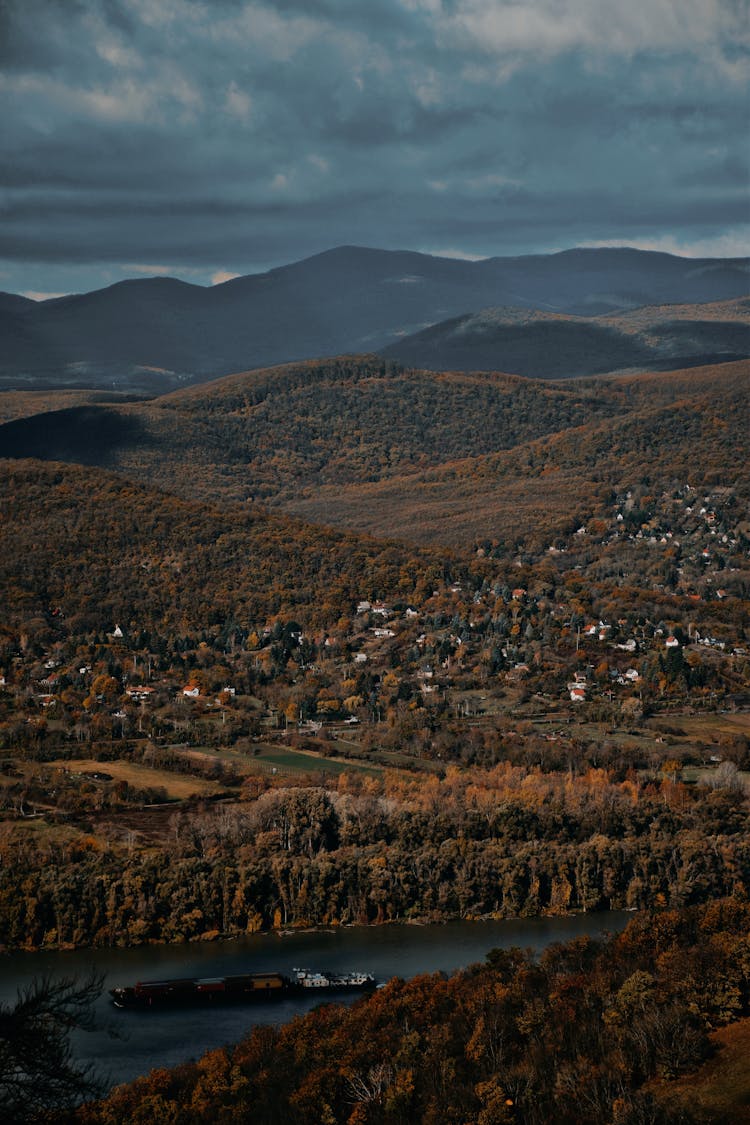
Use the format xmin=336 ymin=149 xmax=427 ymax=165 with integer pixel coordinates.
xmin=186 ymin=741 xmax=383 ymax=778
xmin=61 ymin=757 xmax=226 ymax=799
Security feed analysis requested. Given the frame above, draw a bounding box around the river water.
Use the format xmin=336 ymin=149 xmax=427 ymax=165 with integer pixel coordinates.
xmin=0 ymin=912 xmax=630 ymax=1091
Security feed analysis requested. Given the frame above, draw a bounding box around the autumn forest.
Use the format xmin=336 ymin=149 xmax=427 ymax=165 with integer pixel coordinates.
xmin=0 ymin=342 xmax=749 ymax=1122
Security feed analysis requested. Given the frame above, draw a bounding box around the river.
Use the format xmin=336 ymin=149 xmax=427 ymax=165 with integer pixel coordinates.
xmin=0 ymin=911 xmax=630 ymax=1091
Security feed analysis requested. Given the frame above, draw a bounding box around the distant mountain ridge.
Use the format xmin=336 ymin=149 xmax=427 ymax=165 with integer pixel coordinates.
xmin=382 ymin=298 xmax=750 ymax=378
xmin=1 ymin=245 xmax=747 ymax=389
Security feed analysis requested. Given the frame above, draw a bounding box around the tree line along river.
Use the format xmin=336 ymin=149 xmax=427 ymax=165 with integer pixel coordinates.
xmin=0 ymin=911 xmax=630 ymax=1091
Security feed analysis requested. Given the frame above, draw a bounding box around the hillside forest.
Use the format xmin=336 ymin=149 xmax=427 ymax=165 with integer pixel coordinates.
xmin=0 ymin=339 xmax=748 ymax=1121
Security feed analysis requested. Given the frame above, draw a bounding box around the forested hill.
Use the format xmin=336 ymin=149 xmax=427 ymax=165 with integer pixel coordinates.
xmin=0 ymin=356 xmax=747 ymax=553
xmin=0 ymin=355 xmax=623 ymax=504
xmin=1 ymin=245 xmax=747 ymax=390
xmin=381 ymin=297 xmax=750 ymax=378
xmin=0 ymin=459 xmax=455 ymax=637
xmin=285 ymin=358 xmax=750 ymax=547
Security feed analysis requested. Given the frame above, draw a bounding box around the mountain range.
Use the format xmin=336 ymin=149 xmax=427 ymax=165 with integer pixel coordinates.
xmin=2 ymin=245 xmax=748 ymax=390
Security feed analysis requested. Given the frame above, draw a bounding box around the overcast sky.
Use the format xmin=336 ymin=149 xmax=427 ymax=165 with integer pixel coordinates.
xmin=1 ymin=0 xmax=748 ymax=298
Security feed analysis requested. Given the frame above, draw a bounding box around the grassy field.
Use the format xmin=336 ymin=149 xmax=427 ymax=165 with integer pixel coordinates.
xmin=368 ymin=749 xmax=443 ymax=772
xmin=183 ymin=742 xmax=382 ymax=778
xmin=62 ymin=758 xmax=226 ymax=799
xmin=0 ymin=817 xmax=85 ymax=848
xmin=525 ymin=710 xmax=750 ymax=755
xmin=251 ymin=746 xmax=381 ymax=776
xmin=649 ymin=1017 xmax=750 ymax=1123
xmin=647 ymin=711 xmax=750 ymax=742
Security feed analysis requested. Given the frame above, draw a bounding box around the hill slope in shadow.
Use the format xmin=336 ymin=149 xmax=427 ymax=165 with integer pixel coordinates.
xmin=381 ymin=298 xmax=750 ymax=378
xmin=1 ymin=247 xmax=747 ymax=389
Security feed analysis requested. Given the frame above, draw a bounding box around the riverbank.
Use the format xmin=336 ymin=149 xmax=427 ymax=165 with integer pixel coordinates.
xmin=0 ymin=910 xmax=631 ymax=1091
xmin=0 ymin=906 xmax=625 ymax=956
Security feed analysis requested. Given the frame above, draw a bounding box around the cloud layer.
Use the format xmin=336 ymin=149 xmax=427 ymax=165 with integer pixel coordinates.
xmin=1 ymin=0 xmax=748 ymax=294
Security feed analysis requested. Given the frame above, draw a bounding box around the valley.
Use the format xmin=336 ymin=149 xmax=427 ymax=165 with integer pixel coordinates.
xmin=3 ymin=0 xmax=747 ymax=1113
xmin=0 ymin=255 xmax=747 ymax=1125
xmin=0 ymin=352 xmax=748 ymax=952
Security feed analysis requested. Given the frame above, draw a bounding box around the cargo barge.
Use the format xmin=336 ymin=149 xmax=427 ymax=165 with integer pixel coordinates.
xmin=110 ymin=968 xmax=376 ymax=1009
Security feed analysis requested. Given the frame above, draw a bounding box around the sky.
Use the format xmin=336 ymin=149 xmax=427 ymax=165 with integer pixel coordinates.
xmin=1 ymin=0 xmax=748 ymax=299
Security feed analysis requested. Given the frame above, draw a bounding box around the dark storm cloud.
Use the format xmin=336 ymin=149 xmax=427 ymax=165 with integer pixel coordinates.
xmin=0 ymin=0 xmax=747 ymax=295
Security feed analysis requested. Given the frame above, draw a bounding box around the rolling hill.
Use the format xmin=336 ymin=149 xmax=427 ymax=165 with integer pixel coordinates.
xmin=0 ymin=459 xmax=452 ymax=636
xmin=1 ymin=354 xmax=747 ymax=554
xmin=285 ymin=359 xmax=750 ymax=548
xmin=381 ymin=298 xmax=750 ymax=378
xmin=1 ymin=246 xmax=747 ymax=390
xmin=1 ymin=230 xmax=748 ymax=1125
xmin=0 ymin=355 xmax=628 ymax=503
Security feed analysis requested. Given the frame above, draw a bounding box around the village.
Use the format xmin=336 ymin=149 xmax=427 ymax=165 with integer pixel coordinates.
xmin=1 ymin=481 xmax=748 ymax=831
